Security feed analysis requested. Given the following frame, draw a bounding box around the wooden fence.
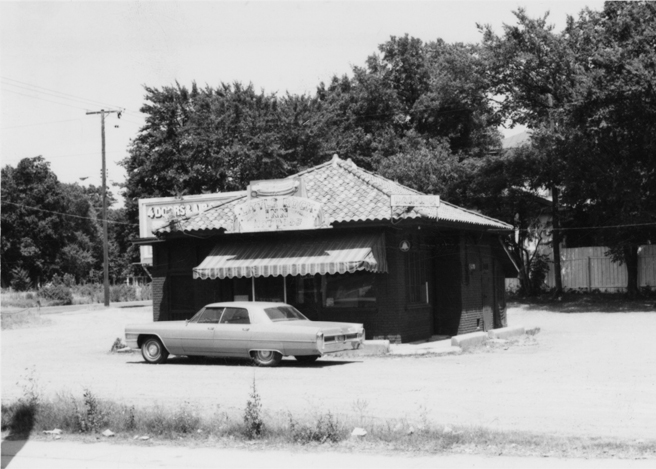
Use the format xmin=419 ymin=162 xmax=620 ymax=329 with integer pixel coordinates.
xmin=506 ymin=245 xmax=656 ymax=292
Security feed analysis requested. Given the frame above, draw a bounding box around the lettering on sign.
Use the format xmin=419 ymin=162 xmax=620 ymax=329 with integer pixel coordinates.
xmin=232 ymin=196 xmax=329 ymax=233
xmin=147 ymin=203 xmax=215 ymax=220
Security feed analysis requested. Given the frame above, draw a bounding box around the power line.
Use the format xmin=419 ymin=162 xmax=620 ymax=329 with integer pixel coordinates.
xmin=553 ymin=221 xmax=656 ymax=232
xmin=2 ymin=117 xmax=142 ymax=131
xmin=3 ymin=81 xmax=118 ymax=110
xmin=1 ymin=118 xmax=83 ymax=130
xmin=3 ymin=89 xmax=93 ymax=111
xmin=2 ymin=201 xmax=135 ymax=226
xmin=499 ymin=221 xmax=656 ymax=234
xmin=2 ymin=77 xmax=142 ymax=115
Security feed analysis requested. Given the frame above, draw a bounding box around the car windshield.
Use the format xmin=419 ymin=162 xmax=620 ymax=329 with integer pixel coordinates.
xmin=189 ymin=307 xmax=206 ymax=322
xmin=264 ymin=306 xmax=308 ymax=322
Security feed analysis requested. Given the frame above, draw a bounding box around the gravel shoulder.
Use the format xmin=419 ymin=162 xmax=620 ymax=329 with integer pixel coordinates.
xmin=2 ymin=304 xmax=655 ymax=441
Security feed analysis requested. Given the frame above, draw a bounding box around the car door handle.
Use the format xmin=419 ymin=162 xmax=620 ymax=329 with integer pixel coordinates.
xmin=207 ymin=327 xmax=214 ymax=330
xmin=242 ymin=328 xmax=250 ymax=331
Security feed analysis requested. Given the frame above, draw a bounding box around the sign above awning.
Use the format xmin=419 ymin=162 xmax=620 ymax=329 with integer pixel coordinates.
xmin=232 ymin=196 xmax=330 ymax=233
xmin=193 ymin=233 xmax=387 ymax=280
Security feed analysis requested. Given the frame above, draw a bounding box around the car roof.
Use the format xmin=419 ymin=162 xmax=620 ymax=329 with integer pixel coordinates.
xmin=204 ymin=301 xmax=288 ymax=309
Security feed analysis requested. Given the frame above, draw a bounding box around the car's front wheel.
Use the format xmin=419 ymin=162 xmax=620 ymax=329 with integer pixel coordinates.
xmin=251 ymin=350 xmax=282 ymax=367
xmin=141 ymin=337 xmax=169 ymax=364
xmin=295 ymin=355 xmax=320 ymax=364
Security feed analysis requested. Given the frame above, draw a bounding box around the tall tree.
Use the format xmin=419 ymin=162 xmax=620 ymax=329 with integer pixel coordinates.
xmin=479 ymin=9 xmax=583 ymax=295
xmin=560 ymin=1 xmax=656 ymax=296
xmin=1 ymin=157 xmax=104 ymax=285
xmin=121 ymin=82 xmax=327 ymax=228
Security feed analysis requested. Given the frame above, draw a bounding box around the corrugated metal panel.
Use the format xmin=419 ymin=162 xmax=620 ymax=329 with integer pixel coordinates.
xmin=543 ymin=246 xmax=656 ymax=291
xmin=193 ymin=232 xmax=387 ymax=280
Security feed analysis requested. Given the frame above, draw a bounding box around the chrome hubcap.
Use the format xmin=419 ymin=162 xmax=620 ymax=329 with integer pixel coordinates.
xmin=258 ymin=351 xmax=272 ymax=360
xmin=147 ymin=343 xmax=159 ymax=357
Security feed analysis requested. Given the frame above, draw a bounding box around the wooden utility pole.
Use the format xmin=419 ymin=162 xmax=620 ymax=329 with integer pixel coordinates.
xmin=86 ymin=109 xmax=120 ymax=307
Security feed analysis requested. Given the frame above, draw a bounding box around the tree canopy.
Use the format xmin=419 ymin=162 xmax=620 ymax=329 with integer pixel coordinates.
xmin=5 ymin=2 xmax=655 ymax=296
xmin=1 ymin=156 xmax=132 ymax=287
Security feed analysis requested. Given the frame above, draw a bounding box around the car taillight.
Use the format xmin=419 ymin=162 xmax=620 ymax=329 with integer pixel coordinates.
xmin=316 ymin=331 xmax=324 ymax=349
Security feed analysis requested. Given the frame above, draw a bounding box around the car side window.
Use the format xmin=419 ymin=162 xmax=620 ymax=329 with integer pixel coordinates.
xmin=197 ymin=307 xmax=224 ymax=324
xmin=219 ymin=307 xmax=250 ymax=325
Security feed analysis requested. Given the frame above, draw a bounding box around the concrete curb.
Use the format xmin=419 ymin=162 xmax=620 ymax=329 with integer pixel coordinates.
xmin=488 ymin=326 xmax=525 ymax=340
xmin=331 ymin=339 xmax=390 ymax=358
xmin=451 ymin=331 xmax=487 ymax=350
xmin=362 ymin=339 xmax=391 ymax=354
xmin=390 ymin=344 xmax=462 ymax=357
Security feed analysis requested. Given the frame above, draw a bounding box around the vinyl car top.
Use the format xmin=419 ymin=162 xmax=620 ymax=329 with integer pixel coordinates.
xmin=189 ymin=302 xmax=308 ymax=325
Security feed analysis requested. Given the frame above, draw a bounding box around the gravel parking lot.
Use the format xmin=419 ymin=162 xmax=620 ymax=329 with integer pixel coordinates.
xmin=2 ymin=304 xmax=655 ymax=441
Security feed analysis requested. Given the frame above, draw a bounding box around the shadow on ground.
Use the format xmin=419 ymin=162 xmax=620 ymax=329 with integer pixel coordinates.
xmin=125 ymin=356 xmax=358 ymax=368
xmin=1 ymin=401 xmax=35 ymax=468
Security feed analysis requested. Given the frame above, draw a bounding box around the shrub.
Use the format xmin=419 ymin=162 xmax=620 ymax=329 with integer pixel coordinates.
xmin=74 ymin=284 xmax=102 ymax=303
xmin=137 ymin=284 xmax=152 ymax=301
xmin=62 ymin=273 xmax=76 ymax=287
xmin=110 ymin=284 xmax=138 ymax=303
xmin=10 ymin=268 xmax=32 ymax=292
xmin=39 ymin=284 xmax=73 ymax=306
xmin=73 ymin=389 xmax=107 ymax=433
xmin=243 ymin=379 xmax=264 ymax=439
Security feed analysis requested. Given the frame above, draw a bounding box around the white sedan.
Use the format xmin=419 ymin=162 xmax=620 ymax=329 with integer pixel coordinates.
xmin=125 ymin=301 xmax=365 ymax=367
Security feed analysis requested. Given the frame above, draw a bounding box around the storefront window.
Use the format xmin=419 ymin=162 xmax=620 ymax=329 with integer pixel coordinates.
xmin=253 ymin=276 xmax=284 ymax=302
xmin=232 ymin=277 xmax=251 ymax=301
xmin=322 ymin=272 xmax=377 ymax=308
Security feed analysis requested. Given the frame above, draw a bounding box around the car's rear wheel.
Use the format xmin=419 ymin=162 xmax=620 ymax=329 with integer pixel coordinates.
xmin=141 ymin=337 xmax=169 ymax=364
xmin=295 ymin=355 xmax=320 ymax=364
xmin=251 ymin=350 xmax=282 ymax=367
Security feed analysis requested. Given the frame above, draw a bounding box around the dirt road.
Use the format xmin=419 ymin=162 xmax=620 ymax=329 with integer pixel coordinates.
xmin=3 ymin=439 xmax=653 ymax=469
xmin=2 ymin=305 xmax=656 ymax=440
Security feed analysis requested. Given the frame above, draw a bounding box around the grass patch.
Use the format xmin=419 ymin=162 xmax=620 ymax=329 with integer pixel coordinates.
xmin=509 ymin=292 xmax=656 ymax=313
xmin=1 ymin=389 xmax=654 ymax=459
xmin=1 ymin=309 xmax=51 ymax=330
xmin=1 ymin=284 xmax=152 ymax=311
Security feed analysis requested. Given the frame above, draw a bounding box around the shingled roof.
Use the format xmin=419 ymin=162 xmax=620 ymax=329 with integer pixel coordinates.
xmin=155 ymin=155 xmax=511 ymax=234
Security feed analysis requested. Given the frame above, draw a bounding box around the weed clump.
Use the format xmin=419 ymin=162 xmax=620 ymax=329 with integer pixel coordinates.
xmin=243 ymin=379 xmax=264 ymax=439
xmin=73 ymin=389 xmax=107 ymax=433
xmin=288 ymin=411 xmax=344 ymax=444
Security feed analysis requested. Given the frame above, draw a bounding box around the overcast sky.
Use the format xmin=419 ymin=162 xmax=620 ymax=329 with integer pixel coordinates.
xmin=1 ymin=1 xmax=604 ymax=201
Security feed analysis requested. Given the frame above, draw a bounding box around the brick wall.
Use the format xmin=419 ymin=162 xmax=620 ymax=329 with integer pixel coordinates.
xmin=152 ymin=274 xmax=166 ymax=321
xmin=151 ymin=243 xmax=168 ymax=321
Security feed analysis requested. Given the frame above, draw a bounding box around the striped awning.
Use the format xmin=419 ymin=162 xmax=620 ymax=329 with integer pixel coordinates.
xmin=193 ymin=233 xmax=387 ymax=279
